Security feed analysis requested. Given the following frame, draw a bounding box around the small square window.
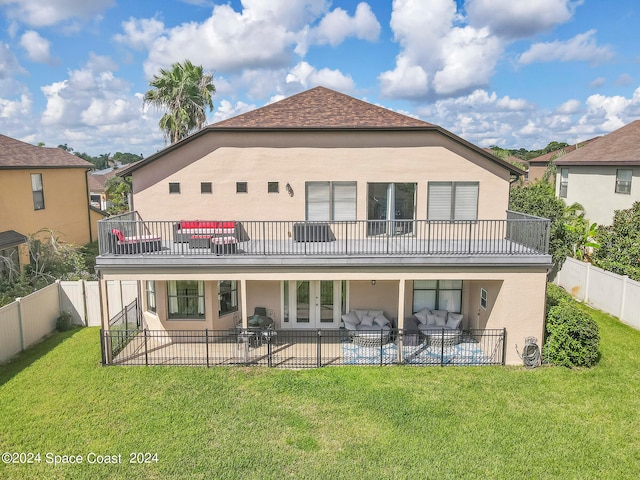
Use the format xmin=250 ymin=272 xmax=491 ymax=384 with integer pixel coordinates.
xmin=615 ymin=169 xmax=632 ymax=195
xmin=480 ymin=288 xmax=488 ymax=310
xmin=201 ymin=182 xmax=212 ymax=194
xmin=236 ymin=182 xmax=248 ymax=193
xmin=169 ymin=182 xmax=180 ymax=194
xmin=268 ymin=182 xmax=279 ymax=193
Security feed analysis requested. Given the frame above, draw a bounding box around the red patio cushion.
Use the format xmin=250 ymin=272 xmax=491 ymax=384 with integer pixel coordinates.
xmin=199 ymin=221 xmax=218 ymax=228
xmin=111 ymin=229 xmax=125 ymax=241
xmin=181 ymin=220 xmax=199 ymax=229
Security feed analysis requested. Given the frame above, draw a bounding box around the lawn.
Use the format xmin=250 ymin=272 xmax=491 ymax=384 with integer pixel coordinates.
xmin=1 ymin=304 xmax=639 ymax=479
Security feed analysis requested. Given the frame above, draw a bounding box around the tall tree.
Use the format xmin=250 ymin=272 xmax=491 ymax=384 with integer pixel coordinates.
xmin=144 ymin=60 xmax=215 ymax=144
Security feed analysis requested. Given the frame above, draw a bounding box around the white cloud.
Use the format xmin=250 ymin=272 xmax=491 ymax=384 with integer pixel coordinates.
xmin=589 ymin=77 xmax=606 ymax=88
xmin=0 ymin=93 xmax=31 ymax=118
xmin=20 ymin=30 xmax=55 ymax=64
xmin=1 ymin=0 xmax=114 ymax=27
xmin=113 ymin=17 xmax=165 ymax=51
xmin=615 ymin=74 xmax=634 ymax=86
xmin=556 ymin=99 xmax=581 ymax=114
xmin=311 ymin=2 xmax=380 ymax=47
xmin=380 ymin=0 xmax=505 ymax=99
xmin=211 ymin=99 xmax=256 ymax=123
xmin=286 ymin=61 xmax=355 ymax=92
xmin=465 ymin=0 xmax=577 ymax=39
xmin=0 ymin=42 xmax=25 ymax=79
xmin=519 ymin=30 xmax=614 ymax=65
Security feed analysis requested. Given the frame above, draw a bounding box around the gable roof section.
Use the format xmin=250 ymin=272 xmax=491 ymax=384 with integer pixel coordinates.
xmin=213 ymin=86 xmax=433 ymax=128
xmin=0 ymin=134 xmax=93 ymax=169
xmin=89 ymin=170 xmax=118 ymax=192
xmin=529 ymin=138 xmax=598 ymax=165
xmin=120 ymin=86 xmax=523 ymax=177
xmin=554 ymin=121 xmax=640 ymax=166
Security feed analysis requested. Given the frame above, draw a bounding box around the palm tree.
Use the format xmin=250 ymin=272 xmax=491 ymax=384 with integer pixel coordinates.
xmin=144 ymin=60 xmax=215 ymax=144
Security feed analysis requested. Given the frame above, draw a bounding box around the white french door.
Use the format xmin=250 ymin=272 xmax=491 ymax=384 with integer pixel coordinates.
xmin=283 ymin=280 xmax=344 ymax=329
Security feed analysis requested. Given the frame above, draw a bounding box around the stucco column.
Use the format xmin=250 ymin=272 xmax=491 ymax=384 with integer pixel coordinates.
xmin=99 ymin=278 xmax=109 ymax=330
xmin=240 ymin=279 xmax=248 ymax=329
xmin=397 ymin=278 xmax=405 ymax=363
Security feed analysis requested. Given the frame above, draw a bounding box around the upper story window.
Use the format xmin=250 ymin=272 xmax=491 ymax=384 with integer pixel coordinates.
xmin=31 ymin=173 xmax=45 ymax=210
xmin=427 ymin=182 xmax=478 ymax=220
xmin=268 ymin=181 xmax=279 ymax=193
xmin=306 ymin=181 xmax=356 ymax=221
xmin=169 ymin=182 xmax=180 ymax=194
xmin=559 ymin=168 xmax=569 ymax=198
xmin=201 ymin=182 xmax=212 ymax=194
xmin=615 ymin=169 xmax=632 ymax=195
xmin=236 ymin=182 xmax=248 ymax=193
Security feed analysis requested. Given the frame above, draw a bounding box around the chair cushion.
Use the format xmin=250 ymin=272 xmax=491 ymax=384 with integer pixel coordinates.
xmin=342 ymin=311 xmax=360 ymax=326
xmin=373 ymin=314 xmax=390 ymax=327
xmin=344 ymin=321 xmax=358 ymax=332
xmin=111 ymin=229 xmax=125 ymax=242
xmin=415 ymin=308 xmax=432 ymax=325
xmin=425 ymin=313 xmax=437 ymax=326
xmin=360 ymin=314 xmax=375 ymax=327
xmin=353 ymin=310 xmax=369 ymax=321
xmin=435 ymin=315 xmax=447 ymax=327
xmin=367 ymin=310 xmax=384 ymax=319
xmin=446 ymin=313 xmax=463 ymax=330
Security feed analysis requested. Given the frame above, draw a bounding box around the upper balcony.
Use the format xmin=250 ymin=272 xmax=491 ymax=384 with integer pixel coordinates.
xmin=95 ymin=211 xmax=551 ymax=270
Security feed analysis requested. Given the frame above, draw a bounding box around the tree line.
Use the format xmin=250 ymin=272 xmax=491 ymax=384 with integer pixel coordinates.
xmin=57 ymin=144 xmax=143 ymax=170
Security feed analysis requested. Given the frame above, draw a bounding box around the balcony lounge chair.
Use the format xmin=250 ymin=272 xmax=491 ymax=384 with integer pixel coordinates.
xmin=109 ymin=228 xmax=162 ymax=254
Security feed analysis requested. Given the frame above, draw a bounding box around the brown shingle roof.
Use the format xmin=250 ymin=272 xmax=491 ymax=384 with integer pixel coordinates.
xmin=0 ymin=134 xmax=93 ymax=169
xmin=212 ymin=86 xmax=434 ymax=128
xmin=88 ymin=170 xmax=117 ymax=192
xmin=529 ymin=138 xmax=598 ymax=165
xmin=554 ymin=121 xmax=640 ymax=166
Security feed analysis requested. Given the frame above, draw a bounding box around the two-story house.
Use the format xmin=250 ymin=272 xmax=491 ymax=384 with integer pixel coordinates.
xmin=553 ymin=121 xmax=640 ymax=226
xmin=96 ymin=87 xmax=551 ymax=366
xmin=0 ymin=134 xmax=104 ymax=274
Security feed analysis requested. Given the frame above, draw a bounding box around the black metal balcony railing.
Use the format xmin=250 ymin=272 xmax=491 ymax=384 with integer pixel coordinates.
xmin=97 ymin=211 xmax=550 ymax=257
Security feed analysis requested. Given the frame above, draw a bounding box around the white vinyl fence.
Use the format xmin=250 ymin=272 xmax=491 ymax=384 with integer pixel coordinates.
xmin=0 ymin=280 xmax=138 ymax=364
xmin=555 ymin=257 xmax=640 ymax=330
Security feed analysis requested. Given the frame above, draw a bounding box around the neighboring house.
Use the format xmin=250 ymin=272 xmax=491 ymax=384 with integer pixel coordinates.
xmin=95 ymin=87 xmax=551 ymax=366
xmin=0 ymin=134 xmax=104 ymax=262
xmin=89 ymin=168 xmax=118 ymax=210
xmin=554 ymin=121 xmax=640 ymax=226
xmin=0 ymin=230 xmax=28 ymax=278
xmin=528 ymin=138 xmax=597 ymax=184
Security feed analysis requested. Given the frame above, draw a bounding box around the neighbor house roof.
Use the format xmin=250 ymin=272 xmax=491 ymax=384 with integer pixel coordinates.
xmin=0 ymin=134 xmax=93 ymax=169
xmin=89 ymin=170 xmax=118 ymax=193
xmin=529 ymin=138 xmax=598 ymax=165
xmin=553 ymin=121 xmax=640 ymax=166
xmin=119 ymin=86 xmax=523 ymax=177
xmin=0 ymin=230 xmax=28 ymax=249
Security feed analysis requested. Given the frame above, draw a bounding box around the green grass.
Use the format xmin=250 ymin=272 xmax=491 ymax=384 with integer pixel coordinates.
xmin=1 ymin=305 xmax=640 ymax=479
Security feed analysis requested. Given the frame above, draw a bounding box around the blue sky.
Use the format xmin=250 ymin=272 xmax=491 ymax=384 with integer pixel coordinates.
xmin=1 ymin=0 xmax=639 ymax=156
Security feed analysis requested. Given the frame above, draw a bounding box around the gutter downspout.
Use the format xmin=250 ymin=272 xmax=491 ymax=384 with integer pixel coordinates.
xmin=84 ymin=168 xmax=93 ymax=242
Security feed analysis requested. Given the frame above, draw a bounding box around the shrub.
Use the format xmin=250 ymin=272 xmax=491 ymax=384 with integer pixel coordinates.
xmin=544 ymin=302 xmax=599 ymax=367
xmin=546 ymin=284 xmax=572 ymax=309
xmin=56 ymin=311 xmax=74 ymax=332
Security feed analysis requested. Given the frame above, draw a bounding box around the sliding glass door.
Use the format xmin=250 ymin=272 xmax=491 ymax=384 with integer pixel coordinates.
xmin=367 ymin=183 xmax=416 ymax=235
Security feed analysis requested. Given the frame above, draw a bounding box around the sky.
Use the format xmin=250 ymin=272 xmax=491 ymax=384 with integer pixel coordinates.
xmin=0 ymin=0 xmax=639 ymax=157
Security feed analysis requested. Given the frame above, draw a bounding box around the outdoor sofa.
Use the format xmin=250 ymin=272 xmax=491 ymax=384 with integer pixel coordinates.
xmin=341 ymin=309 xmax=392 ymax=346
xmin=109 ymin=228 xmax=162 ymax=254
xmin=173 ymin=220 xmax=237 ymax=243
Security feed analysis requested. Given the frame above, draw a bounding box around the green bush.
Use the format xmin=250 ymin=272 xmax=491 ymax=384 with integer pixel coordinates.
xmin=546 ymin=283 xmax=572 ymax=309
xmin=544 ymin=302 xmax=599 ymax=367
xmin=56 ymin=311 xmax=74 ymax=332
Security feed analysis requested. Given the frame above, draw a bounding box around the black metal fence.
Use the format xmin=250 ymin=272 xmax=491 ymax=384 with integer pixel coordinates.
xmin=104 ymin=299 xmax=141 ymax=359
xmin=98 ymin=212 xmax=550 ymax=257
xmin=100 ymin=328 xmax=505 ymax=368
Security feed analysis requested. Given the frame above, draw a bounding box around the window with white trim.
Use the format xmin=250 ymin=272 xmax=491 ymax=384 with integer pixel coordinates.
xmin=559 ymin=169 xmax=569 ymax=198
xmin=413 ymin=280 xmax=462 ymax=313
xmin=427 ymin=182 xmax=478 ymax=220
xmin=146 ymin=281 xmax=156 ymax=313
xmin=615 ymin=169 xmax=632 ymax=195
xmin=305 ymin=181 xmax=356 ymax=221
xmin=480 ymin=288 xmax=488 ymax=310
xmin=219 ymin=280 xmax=238 ymax=316
xmin=168 ymin=280 xmax=204 ymax=319
xmin=31 ymin=173 xmax=45 ymax=210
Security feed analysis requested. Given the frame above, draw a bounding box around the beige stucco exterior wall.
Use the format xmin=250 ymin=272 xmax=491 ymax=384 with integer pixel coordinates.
xmin=130 ymin=131 xmax=512 ymax=222
xmin=0 ymin=168 xmax=92 ymax=245
xmin=556 ymin=166 xmax=640 ymax=226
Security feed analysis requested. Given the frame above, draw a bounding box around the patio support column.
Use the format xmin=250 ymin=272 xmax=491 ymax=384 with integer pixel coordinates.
xmin=99 ymin=278 xmax=109 ymax=330
xmin=240 ymin=279 xmax=248 ymax=329
xmin=397 ymin=278 xmax=405 ymax=364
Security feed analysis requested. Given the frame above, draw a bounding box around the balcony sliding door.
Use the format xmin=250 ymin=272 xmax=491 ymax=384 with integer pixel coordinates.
xmin=367 ymin=183 xmax=416 ymax=235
